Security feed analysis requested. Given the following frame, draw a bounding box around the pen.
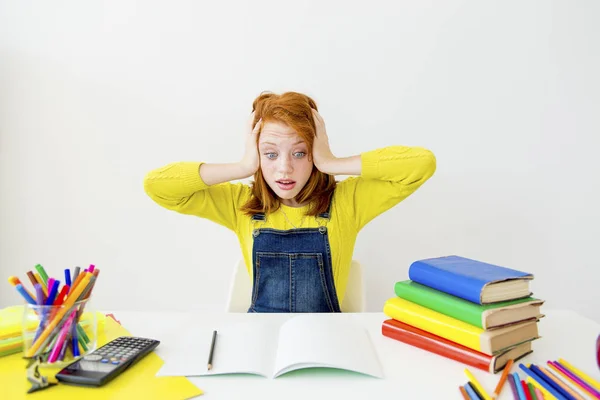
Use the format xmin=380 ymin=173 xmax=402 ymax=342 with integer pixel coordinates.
xmin=207 ymin=330 xmax=217 ymax=370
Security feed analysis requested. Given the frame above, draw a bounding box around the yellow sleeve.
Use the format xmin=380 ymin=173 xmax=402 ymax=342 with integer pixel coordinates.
xmin=143 ymin=162 xmax=250 ymax=231
xmin=335 ymin=146 xmax=436 ymax=231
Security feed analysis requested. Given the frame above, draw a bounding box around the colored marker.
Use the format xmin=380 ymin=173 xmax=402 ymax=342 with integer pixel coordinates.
xmin=33 ymin=273 xmax=48 ymax=298
xmin=45 ymin=279 xmax=59 ymax=305
xmin=53 ymin=285 xmax=70 ymax=306
xmin=15 ymin=284 xmax=36 ymax=305
xmin=48 ymin=311 xmax=76 ymax=363
xmin=8 ymin=276 xmax=35 ymax=301
xmin=34 ymin=264 xmax=49 ymax=285
xmin=25 ymin=274 xmax=91 ymax=357
xmin=64 ymin=268 xmax=71 ymax=289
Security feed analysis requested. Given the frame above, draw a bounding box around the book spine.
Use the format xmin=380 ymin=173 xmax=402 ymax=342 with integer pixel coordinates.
xmin=383 ymin=297 xmax=486 ymax=353
xmin=381 ymin=319 xmax=493 ymax=373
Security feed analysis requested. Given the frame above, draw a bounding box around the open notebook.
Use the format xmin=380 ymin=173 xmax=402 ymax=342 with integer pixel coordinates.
xmin=156 ymin=314 xmax=383 ymax=379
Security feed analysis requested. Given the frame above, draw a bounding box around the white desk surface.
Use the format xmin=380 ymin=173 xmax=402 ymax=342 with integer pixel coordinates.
xmin=112 ymin=309 xmax=600 ymax=400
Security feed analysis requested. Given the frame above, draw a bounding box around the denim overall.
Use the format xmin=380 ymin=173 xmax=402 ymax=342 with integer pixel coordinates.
xmin=248 ymin=201 xmax=341 ymax=313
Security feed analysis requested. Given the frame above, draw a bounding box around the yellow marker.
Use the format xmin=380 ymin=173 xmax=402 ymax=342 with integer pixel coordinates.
xmin=558 ymin=358 xmax=600 ymax=391
xmin=464 ymin=368 xmax=493 ymax=400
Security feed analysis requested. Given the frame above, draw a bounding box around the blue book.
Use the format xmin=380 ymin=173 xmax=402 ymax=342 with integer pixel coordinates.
xmin=408 ymin=255 xmax=533 ymax=304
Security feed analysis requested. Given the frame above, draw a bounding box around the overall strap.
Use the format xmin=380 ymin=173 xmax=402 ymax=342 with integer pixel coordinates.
xmin=251 ymin=193 xmax=333 ymax=221
xmin=317 ymin=193 xmax=334 ymax=220
xmin=251 ymin=213 xmax=266 ymax=221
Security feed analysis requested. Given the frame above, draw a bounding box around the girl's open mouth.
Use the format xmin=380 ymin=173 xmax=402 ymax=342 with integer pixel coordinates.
xmin=276 ymin=180 xmax=296 ymax=191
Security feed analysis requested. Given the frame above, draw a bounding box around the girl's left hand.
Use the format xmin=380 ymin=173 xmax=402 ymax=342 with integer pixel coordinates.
xmin=312 ymin=109 xmax=336 ymax=173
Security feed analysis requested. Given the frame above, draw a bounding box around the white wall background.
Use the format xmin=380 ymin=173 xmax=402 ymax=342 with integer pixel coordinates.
xmin=1 ymin=0 xmax=599 ymax=322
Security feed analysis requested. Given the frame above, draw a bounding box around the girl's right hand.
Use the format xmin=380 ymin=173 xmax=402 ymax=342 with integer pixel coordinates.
xmin=239 ymin=112 xmax=262 ymax=177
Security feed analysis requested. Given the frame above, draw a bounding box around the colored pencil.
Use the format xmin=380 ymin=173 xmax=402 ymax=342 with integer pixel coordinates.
xmin=547 ymin=362 xmax=591 ymax=399
xmin=493 ymin=359 xmax=514 ymax=398
xmin=558 ymin=358 xmax=600 ymax=391
xmin=465 ymin=382 xmax=483 ymax=400
xmin=552 ymin=361 xmax=600 ymax=398
xmin=459 ymin=385 xmax=470 ymax=400
xmin=538 ymin=366 xmax=584 ymax=400
xmin=465 ymin=368 xmax=492 ymax=400
xmin=507 ymin=373 xmax=520 ymax=399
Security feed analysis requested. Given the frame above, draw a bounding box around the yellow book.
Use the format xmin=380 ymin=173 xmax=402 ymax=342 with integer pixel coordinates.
xmin=0 ymin=316 xmax=203 ymax=399
xmin=383 ymin=297 xmax=539 ymax=355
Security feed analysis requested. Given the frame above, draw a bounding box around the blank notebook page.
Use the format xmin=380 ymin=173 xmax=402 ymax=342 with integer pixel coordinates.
xmin=156 ymin=320 xmax=276 ymax=377
xmin=273 ymin=314 xmax=383 ymax=378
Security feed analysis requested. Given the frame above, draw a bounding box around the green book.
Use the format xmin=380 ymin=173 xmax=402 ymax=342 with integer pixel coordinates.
xmin=394 ymin=280 xmax=544 ymax=329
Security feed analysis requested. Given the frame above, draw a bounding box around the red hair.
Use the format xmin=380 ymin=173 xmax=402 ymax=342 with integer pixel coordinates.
xmin=240 ymin=91 xmax=336 ymax=217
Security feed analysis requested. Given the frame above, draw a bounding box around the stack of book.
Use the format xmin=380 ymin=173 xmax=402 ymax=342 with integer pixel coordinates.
xmin=382 ymin=255 xmax=544 ymax=374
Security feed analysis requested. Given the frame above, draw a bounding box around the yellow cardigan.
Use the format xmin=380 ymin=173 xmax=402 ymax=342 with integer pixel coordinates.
xmin=143 ymin=146 xmax=436 ymax=304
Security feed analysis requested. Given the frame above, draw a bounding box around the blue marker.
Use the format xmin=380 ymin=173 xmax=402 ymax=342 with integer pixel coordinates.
xmin=64 ymin=268 xmax=71 ymax=289
xmin=15 ymin=284 xmax=36 ymax=304
xmin=45 ymin=279 xmax=60 ymax=305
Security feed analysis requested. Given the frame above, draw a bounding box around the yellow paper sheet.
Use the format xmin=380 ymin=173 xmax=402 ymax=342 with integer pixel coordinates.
xmin=0 ymin=315 xmax=203 ymax=399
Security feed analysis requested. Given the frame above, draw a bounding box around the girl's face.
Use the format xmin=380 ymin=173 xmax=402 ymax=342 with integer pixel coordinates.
xmin=258 ymin=121 xmax=313 ymax=207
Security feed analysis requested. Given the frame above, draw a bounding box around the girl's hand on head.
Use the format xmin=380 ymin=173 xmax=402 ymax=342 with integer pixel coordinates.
xmin=240 ymin=112 xmax=262 ymax=177
xmin=311 ymin=109 xmax=336 ymax=173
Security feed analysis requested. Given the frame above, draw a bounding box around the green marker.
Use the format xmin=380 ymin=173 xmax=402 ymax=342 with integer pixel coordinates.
xmin=34 ymin=264 xmax=49 ymax=285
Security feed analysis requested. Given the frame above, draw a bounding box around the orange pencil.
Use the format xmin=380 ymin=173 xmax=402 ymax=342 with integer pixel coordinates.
xmin=493 ymin=359 xmax=514 ymax=398
xmin=459 ymin=385 xmax=470 ymax=400
xmin=25 ymin=274 xmax=91 ymax=357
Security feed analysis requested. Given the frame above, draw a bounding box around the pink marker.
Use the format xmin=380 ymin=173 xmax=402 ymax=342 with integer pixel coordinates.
xmin=87 ymin=264 xmax=95 ymax=273
xmin=47 ymin=311 xmax=76 ymax=363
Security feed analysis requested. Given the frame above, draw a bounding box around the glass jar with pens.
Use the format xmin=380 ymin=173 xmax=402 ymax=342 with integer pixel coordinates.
xmin=20 ymin=266 xmax=99 ymax=366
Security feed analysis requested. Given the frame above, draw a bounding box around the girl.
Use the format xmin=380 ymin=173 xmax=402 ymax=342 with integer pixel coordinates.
xmin=144 ymin=92 xmax=436 ymax=313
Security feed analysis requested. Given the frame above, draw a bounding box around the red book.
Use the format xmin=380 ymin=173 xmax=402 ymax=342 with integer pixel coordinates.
xmin=382 ymin=319 xmax=534 ymax=373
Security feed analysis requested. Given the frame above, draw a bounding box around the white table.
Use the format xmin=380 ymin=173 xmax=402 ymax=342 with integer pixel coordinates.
xmin=112 ymin=309 xmax=600 ymax=400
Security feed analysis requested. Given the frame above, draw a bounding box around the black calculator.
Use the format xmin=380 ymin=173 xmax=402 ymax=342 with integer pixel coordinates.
xmin=55 ymin=336 xmax=160 ymax=387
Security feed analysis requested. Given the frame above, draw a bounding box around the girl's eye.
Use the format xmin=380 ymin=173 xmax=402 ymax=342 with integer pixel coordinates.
xmin=293 ymin=152 xmax=306 ymax=158
xmin=265 ymin=152 xmax=277 ymax=159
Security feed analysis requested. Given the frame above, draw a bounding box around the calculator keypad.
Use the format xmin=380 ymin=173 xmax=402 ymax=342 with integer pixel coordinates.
xmin=84 ymin=337 xmax=157 ymax=366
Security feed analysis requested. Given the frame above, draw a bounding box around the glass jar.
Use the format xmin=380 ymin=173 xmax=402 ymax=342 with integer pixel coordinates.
xmin=22 ymin=297 xmax=97 ymax=367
